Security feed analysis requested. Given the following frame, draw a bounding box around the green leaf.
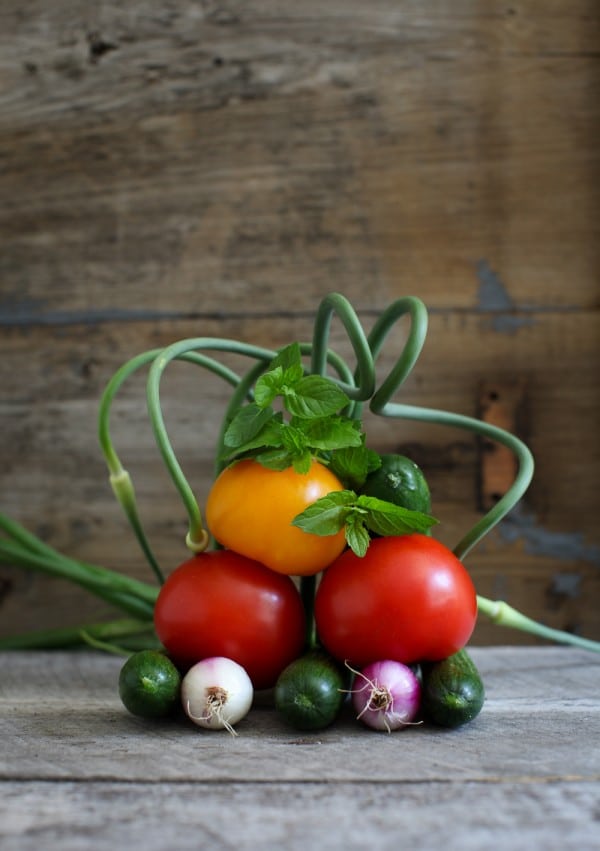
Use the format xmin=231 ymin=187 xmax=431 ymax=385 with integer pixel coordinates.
xmin=356 ymin=495 xmax=438 ymax=536
xmin=254 ymin=448 xmax=296 ymax=471
xmin=245 ymin=440 xmax=312 ymax=474
xmin=329 ymin=444 xmax=382 ymax=489
xmin=253 ymin=344 xmax=307 ymax=409
xmin=254 ymin=366 xmax=284 ymax=408
xmin=223 ymin=404 xmax=276 ymax=448
xmin=220 ymin=415 xmax=284 ymax=460
xmin=292 ymin=488 xmax=438 ymax=559
xmin=299 ymin=416 xmax=363 ymax=451
xmin=292 ymin=490 xmax=357 ymax=536
xmin=270 ymin=342 xmax=303 ymax=376
xmin=219 ymin=342 xmax=373 ymax=473
xmin=284 ymin=376 xmax=350 ymax=419
xmin=365 ymin=448 xmax=383 ymax=474
xmin=291 ymin=451 xmax=313 ymax=475
xmin=345 ymin=516 xmax=370 ymax=558
xmin=281 ymin=424 xmax=309 ymax=455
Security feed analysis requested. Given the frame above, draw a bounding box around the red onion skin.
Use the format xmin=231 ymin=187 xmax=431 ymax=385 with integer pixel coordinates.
xmin=352 ymin=660 xmax=421 ymax=732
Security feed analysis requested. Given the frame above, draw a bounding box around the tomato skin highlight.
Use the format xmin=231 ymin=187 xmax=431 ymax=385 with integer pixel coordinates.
xmin=205 ymin=459 xmax=347 ymax=576
xmin=314 ymin=534 xmax=478 ymax=666
xmin=153 ymin=550 xmax=306 ymax=689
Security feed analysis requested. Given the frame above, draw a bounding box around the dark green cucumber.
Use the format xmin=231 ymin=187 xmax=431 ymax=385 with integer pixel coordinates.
xmin=421 ymin=648 xmax=485 ymax=728
xmin=118 ymin=649 xmax=182 ymax=719
xmin=359 ymin=453 xmax=431 ymax=514
xmin=274 ymin=651 xmax=346 ymax=731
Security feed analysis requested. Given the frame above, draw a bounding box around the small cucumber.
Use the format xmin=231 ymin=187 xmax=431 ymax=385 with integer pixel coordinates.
xmin=420 ymin=648 xmax=485 ymax=728
xmin=274 ymin=651 xmax=346 ymax=731
xmin=359 ymin=454 xmax=431 ymax=514
xmin=118 ymin=649 xmax=182 ymax=719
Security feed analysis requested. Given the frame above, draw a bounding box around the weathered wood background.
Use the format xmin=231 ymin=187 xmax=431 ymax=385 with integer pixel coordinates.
xmin=0 ymin=1 xmax=598 ymax=643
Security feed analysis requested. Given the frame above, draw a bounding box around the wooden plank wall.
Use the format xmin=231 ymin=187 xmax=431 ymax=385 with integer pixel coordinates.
xmin=1 ymin=1 xmax=598 ymax=645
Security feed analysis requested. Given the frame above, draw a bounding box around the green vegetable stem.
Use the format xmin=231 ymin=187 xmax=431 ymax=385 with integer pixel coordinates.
xmin=0 ymin=291 xmax=599 ymax=656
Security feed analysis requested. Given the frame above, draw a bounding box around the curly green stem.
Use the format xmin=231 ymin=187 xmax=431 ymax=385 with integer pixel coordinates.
xmin=214 ymin=359 xmax=272 ymax=477
xmin=145 ymin=338 xmax=277 ymax=553
xmin=311 ymin=292 xmax=376 ymax=403
xmin=362 ymin=295 xmax=533 ymax=558
xmin=0 ymin=511 xmax=73 ymax=563
xmin=79 ymin=631 xmax=137 ymax=656
xmin=0 ymin=617 xmax=156 ymax=652
xmin=98 ymin=347 xmax=244 ymax=581
xmin=367 ymin=296 xmax=429 ymax=413
xmin=0 ymin=535 xmax=157 ymax=619
xmin=99 ymin=349 xmax=242 ymax=475
xmin=477 ymin=595 xmax=600 ymax=652
xmin=369 ymin=404 xmax=534 ymax=560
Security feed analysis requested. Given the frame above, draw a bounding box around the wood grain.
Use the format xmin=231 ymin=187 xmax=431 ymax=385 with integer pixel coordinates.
xmin=0 ymin=1 xmax=598 ymax=643
xmin=0 ymin=648 xmax=598 ymax=850
xmin=0 ymin=1 xmax=598 ymax=317
xmin=2 ymin=779 xmax=597 ymax=851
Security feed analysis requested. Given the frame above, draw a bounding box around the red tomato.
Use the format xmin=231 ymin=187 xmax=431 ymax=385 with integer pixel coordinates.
xmin=314 ymin=534 xmax=478 ymax=665
xmin=154 ymin=550 xmax=306 ymax=689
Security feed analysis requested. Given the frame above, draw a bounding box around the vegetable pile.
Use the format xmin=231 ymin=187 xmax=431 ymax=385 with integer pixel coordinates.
xmin=1 ymin=293 xmax=599 ymax=735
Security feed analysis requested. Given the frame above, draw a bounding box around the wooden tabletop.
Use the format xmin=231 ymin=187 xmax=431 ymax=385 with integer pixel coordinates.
xmin=1 ymin=646 xmax=598 ymax=850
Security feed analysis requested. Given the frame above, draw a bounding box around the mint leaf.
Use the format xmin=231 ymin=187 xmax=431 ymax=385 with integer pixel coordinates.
xmin=254 ymin=344 xmax=306 ymax=409
xmin=329 ymin=444 xmax=382 ymax=489
xmin=223 ymin=404 xmax=276 ymax=448
xmin=356 ymin=495 xmax=438 ymax=536
xmin=281 ymin=424 xmax=309 ymax=455
xmin=254 ymin=447 xmax=296 ymax=471
xmin=292 ymin=490 xmax=357 ymax=536
xmin=365 ymin=448 xmax=383 ymax=474
xmin=300 ymin=416 xmax=363 ymax=451
xmin=270 ymin=342 xmax=303 ymax=377
xmin=220 ymin=415 xmax=284 ymax=460
xmin=218 ymin=341 xmax=370 ymax=472
xmin=284 ymin=376 xmax=349 ymax=419
xmin=292 ymin=489 xmax=439 ymax=558
xmin=345 ymin=515 xmax=370 ymax=558
xmin=254 ymin=366 xmax=285 ymax=408
xmin=255 ymin=425 xmax=312 ymax=472
xmin=291 ymin=451 xmax=313 ymax=475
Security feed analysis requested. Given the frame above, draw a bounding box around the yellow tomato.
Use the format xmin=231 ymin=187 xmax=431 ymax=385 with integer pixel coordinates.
xmin=205 ymin=459 xmax=346 ymax=576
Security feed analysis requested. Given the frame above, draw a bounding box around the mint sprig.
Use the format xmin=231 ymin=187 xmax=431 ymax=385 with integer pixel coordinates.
xmin=328 ymin=442 xmax=381 ymax=490
xmin=283 ymin=375 xmax=350 ymax=419
xmin=292 ymin=490 xmax=438 ymax=557
xmin=221 ymin=343 xmax=367 ymax=472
